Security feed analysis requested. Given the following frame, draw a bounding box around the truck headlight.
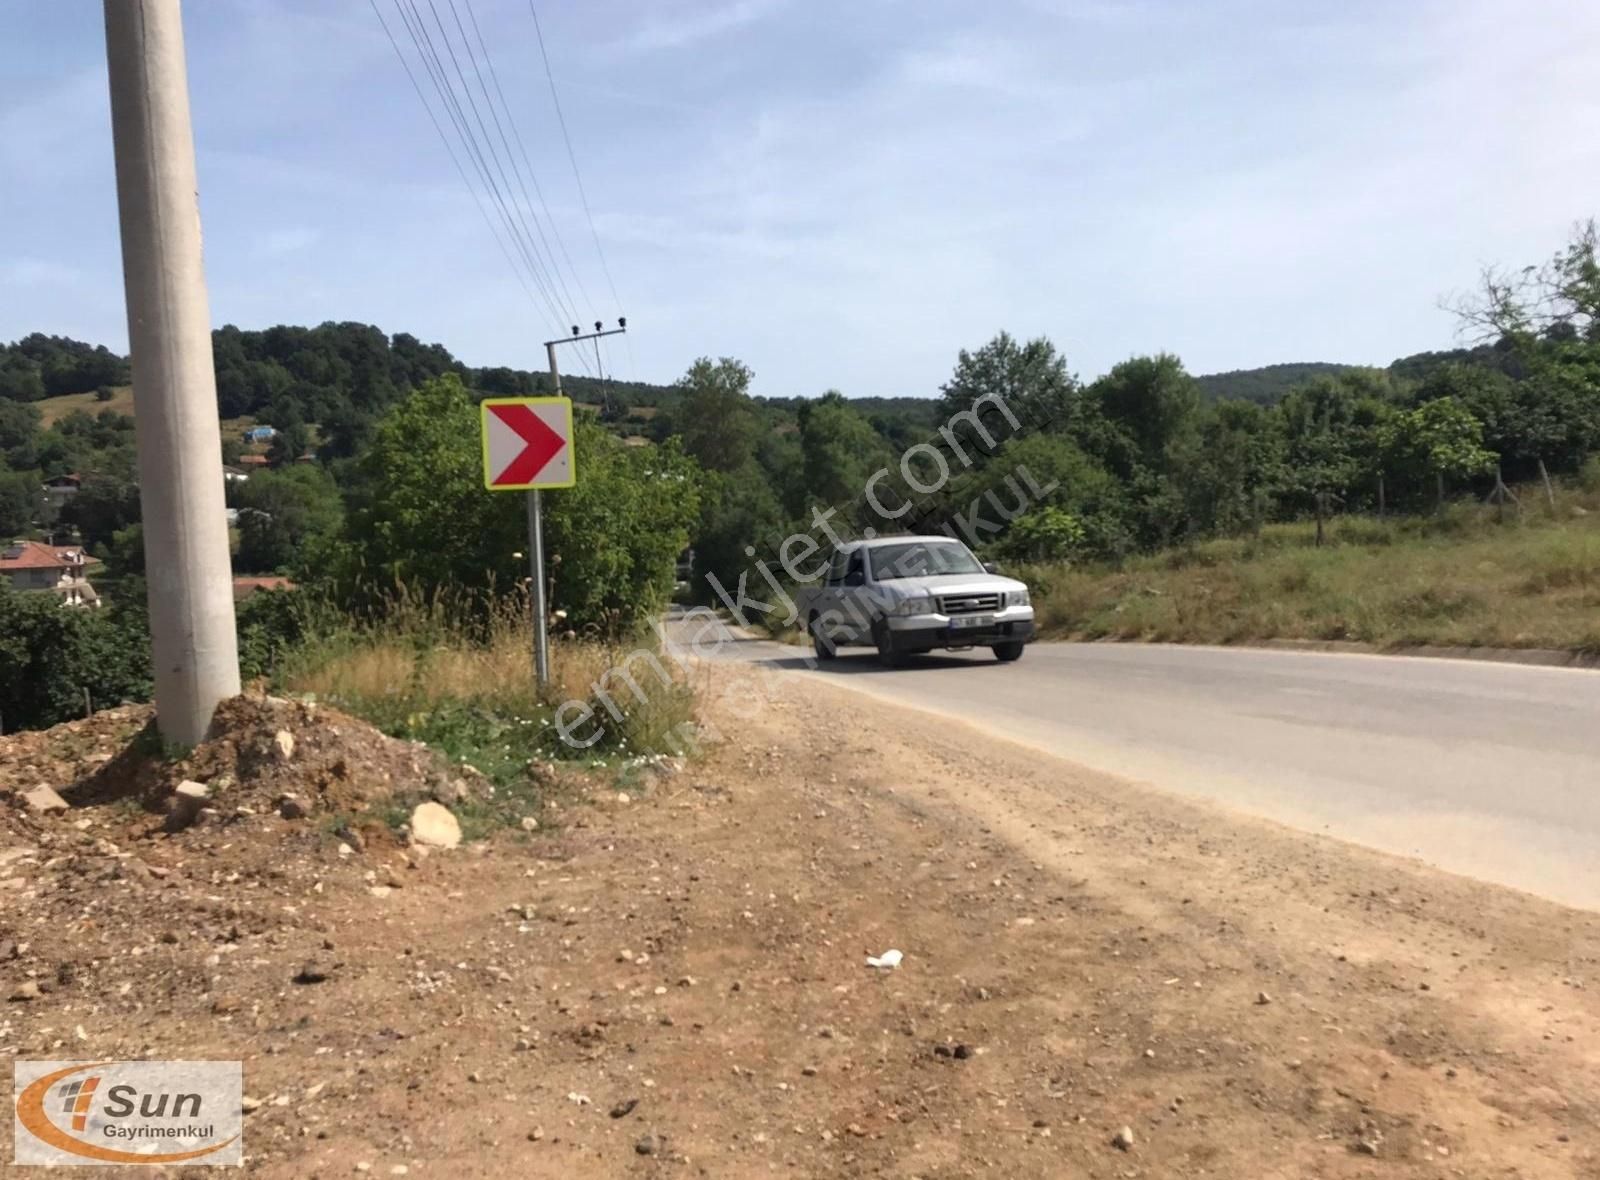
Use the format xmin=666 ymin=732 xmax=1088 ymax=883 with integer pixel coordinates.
xmin=1008 ymin=588 xmax=1030 ymax=608
xmin=891 ymin=596 xmax=935 ymax=617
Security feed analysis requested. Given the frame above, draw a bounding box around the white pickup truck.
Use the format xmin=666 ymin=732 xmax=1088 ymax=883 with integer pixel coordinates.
xmin=796 ymin=535 xmax=1036 ymax=667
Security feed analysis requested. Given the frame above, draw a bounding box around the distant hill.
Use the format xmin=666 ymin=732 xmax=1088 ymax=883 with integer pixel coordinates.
xmin=1194 ymin=348 xmax=1510 ymax=404
xmin=1193 ymin=362 xmax=1359 ymax=404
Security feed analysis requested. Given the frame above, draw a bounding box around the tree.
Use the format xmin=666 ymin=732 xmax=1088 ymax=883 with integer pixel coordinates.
xmin=105 ymin=523 xmax=145 ymax=580
xmin=0 ymin=470 xmax=41 ymax=536
xmin=937 ymin=333 xmax=1078 ymax=453
xmin=1085 ymin=354 xmax=1201 ymax=478
xmin=1392 ymin=397 xmax=1496 ymax=511
xmin=1350 ymin=396 xmax=1403 ymax=517
xmin=540 ymin=427 xmax=701 ymax=634
xmin=0 ymin=397 xmax=42 ymax=468
xmin=992 ymin=506 xmax=1088 ymax=563
xmin=1450 ymin=219 xmax=1600 ymax=345
xmin=1279 ymin=379 xmax=1360 ymax=545
xmin=754 ymin=429 xmax=806 ymax=519
xmin=691 ymin=461 xmax=783 ymax=596
xmin=267 ymin=421 xmax=312 ymax=467
xmin=676 ymin=357 xmax=757 ymax=473
xmin=0 ymin=357 xmax=45 ymax=403
xmin=475 ymin=366 xmax=532 ymax=396
xmin=798 ymin=392 xmax=896 ymax=511
xmin=344 ymin=375 xmax=699 ymax=635
xmin=0 ymin=583 xmax=152 ymax=731
xmin=1173 ymin=398 xmax=1283 ymax=537
xmin=59 ymin=474 xmax=141 ymax=550
xmin=344 ymin=374 xmax=522 ymax=599
xmin=235 ymin=465 xmax=344 ymax=574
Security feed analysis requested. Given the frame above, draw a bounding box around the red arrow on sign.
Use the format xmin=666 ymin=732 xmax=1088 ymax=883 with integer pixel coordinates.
xmin=488 ymin=403 xmax=566 ymax=485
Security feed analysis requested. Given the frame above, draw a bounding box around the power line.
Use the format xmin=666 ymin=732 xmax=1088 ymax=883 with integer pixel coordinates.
xmin=459 ymin=0 xmax=597 ymax=318
xmin=368 ymin=0 xmax=550 ymax=330
xmin=528 ymin=1 xmax=636 ymax=379
xmin=384 ymin=0 xmax=596 ymax=374
xmin=413 ymin=0 xmax=574 ymax=327
xmin=444 ymin=0 xmax=581 ymax=322
xmin=393 ymin=0 xmax=568 ymax=331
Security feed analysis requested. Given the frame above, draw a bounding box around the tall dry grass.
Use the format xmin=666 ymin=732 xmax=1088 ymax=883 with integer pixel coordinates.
xmin=1021 ymin=482 xmax=1600 ymax=653
xmin=277 ymin=584 xmax=699 ymax=781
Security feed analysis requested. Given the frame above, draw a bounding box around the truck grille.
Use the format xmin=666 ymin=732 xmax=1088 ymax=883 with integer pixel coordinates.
xmin=941 ymin=592 xmax=1001 ymax=615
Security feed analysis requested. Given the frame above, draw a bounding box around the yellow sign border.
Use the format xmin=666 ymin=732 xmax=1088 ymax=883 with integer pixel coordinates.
xmin=479 ymin=396 xmax=576 ymax=491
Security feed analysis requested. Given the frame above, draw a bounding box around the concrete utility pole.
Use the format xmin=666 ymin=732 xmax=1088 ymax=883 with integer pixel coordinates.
xmin=537 ymin=320 xmax=625 ymax=686
xmin=104 ymin=0 xmax=240 ymax=746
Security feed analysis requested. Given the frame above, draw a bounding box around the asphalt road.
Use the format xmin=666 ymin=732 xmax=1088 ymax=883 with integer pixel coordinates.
xmin=664 ymin=614 xmax=1600 ymax=910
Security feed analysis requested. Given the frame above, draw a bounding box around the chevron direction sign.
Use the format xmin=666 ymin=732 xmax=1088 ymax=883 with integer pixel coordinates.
xmin=480 ymin=396 xmax=575 ymax=490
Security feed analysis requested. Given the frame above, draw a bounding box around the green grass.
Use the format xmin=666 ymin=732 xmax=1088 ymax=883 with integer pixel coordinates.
xmin=1020 ymin=485 xmax=1600 ymax=654
xmin=271 ymin=588 xmax=700 ymax=836
xmin=35 ymin=386 xmax=137 ymax=426
xmin=34 ymin=388 xmax=295 ymax=453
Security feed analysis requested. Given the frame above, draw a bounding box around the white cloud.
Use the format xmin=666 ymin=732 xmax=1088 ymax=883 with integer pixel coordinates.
xmin=256 ymin=227 xmax=320 ymax=257
xmin=613 ymin=0 xmax=786 ymax=53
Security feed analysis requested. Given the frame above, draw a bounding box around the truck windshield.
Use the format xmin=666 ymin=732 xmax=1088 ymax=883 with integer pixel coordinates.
xmin=869 ymin=542 xmax=984 ymax=580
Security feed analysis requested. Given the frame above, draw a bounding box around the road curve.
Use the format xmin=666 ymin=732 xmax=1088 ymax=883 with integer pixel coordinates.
xmin=665 ymin=614 xmax=1600 ymax=910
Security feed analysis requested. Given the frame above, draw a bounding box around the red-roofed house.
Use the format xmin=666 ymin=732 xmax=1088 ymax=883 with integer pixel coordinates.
xmin=232 ymin=575 xmax=296 ymax=601
xmin=0 ymin=541 xmax=103 ymax=608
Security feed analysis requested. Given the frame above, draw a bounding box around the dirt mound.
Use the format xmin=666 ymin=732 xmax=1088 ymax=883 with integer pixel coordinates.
xmin=1 ymin=693 xmax=489 ymax=840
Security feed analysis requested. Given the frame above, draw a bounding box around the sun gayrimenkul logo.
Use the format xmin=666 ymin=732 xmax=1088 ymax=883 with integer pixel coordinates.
xmin=13 ymin=1060 xmax=242 ymax=1166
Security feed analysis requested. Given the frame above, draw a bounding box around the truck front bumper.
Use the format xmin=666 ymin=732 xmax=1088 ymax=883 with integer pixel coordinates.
xmin=883 ymin=610 xmax=1036 ymax=653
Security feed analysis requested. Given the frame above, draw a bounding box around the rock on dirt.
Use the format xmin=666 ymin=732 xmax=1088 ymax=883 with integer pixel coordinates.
xmin=165 ymin=780 xmax=210 ymax=831
xmin=410 ymin=802 xmax=462 ymax=849
xmin=1112 ymin=1125 xmax=1135 ymax=1151
xmin=22 ymin=785 xmax=69 ymax=813
xmin=293 ymin=961 xmax=332 ymax=985
xmin=272 ymin=730 xmax=295 ymax=762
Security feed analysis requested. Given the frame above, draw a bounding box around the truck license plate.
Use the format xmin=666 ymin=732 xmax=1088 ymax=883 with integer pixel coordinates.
xmin=950 ymin=615 xmax=993 ymax=629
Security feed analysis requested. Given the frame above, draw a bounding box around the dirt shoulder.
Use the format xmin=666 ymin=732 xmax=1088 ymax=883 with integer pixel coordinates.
xmin=3 ymin=673 xmax=1597 ymax=1177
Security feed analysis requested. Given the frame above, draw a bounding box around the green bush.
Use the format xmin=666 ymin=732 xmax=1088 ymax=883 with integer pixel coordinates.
xmin=236 ymin=588 xmax=328 ymax=682
xmin=339 ymin=375 xmax=701 ymax=638
xmin=0 ymin=586 xmax=151 ymax=732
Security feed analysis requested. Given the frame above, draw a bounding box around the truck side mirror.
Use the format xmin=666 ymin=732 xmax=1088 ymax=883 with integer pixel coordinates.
xmin=983 ymin=561 xmax=999 ymax=574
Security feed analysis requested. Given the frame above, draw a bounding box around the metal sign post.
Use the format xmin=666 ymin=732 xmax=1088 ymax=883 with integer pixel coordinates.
xmin=526 ymin=489 xmax=549 ymax=683
xmin=481 ymin=394 xmax=576 ymax=690
xmin=480 ymin=320 xmax=624 ymax=691
xmin=532 ymin=321 xmax=626 ymax=687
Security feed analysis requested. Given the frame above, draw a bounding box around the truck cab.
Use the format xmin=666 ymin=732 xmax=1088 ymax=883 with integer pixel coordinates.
xmin=800 ymin=535 xmax=1036 ymax=666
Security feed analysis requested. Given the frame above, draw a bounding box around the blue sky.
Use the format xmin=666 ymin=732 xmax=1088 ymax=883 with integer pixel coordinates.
xmin=2 ymin=0 xmax=1598 ymax=397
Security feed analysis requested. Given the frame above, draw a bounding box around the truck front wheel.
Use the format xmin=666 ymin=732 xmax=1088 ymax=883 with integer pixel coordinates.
xmin=992 ymin=641 xmax=1025 ymax=662
xmin=874 ymin=621 xmax=904 ymax=669
xmin=810 ymin=613 xmax=837 ymax=661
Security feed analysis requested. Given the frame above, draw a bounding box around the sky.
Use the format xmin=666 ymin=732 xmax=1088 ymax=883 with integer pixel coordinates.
xmin=2 ymin=0 xmax=1599 ymax=399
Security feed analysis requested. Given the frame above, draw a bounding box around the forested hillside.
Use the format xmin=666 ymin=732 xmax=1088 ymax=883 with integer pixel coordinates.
xmin=1194 ymin=362 xmax=1357 ymax=404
